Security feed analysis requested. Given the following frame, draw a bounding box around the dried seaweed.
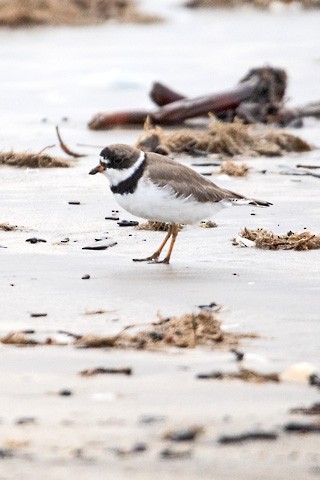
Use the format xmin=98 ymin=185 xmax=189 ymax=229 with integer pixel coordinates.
xmin=185 ymin=0 xmax=320 ymax=9
xmin=0 ymin=223 xmax=21 ymax=231
xmin=1 ymin=311 xmax=257 ymax=351
xmin=219 ymin=159 xmax=249 ymax=176
xmin=0 ymin=151 xmax=71 ymax=168
xmin=136 ymin=118 xmax=312 ymax=158
xmin=197 ymin=368 xmax=279 ymax=383
xmin=137 ymin=221 xmax=172 ymax=232
xmin=0 ymin=0 xmax=161 ymax=28
xmin=238 ymin=228 xmax=320 ymax=250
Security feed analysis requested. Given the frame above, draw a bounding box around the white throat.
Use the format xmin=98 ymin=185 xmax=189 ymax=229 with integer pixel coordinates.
xmin=103 ymin=150 xmax=145 ymax=187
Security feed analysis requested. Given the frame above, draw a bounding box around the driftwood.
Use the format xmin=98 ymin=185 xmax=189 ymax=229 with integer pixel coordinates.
xmin=88 ymin=66 xmax=320 ymax=130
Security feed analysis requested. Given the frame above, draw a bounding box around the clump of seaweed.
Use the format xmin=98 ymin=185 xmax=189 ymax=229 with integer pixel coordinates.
xmin=1 ymin=311 xmax=257 ymax=350
xmin=197 ymin=368 xmax=279 ymax=383
xmin=137 ymin=221 xmax=184 ymax=231
xmin=219 ymin=159 xmax=249 ymax=176
xmin=0 ymin=0 xmax=161 ymax=28
xmin=137 ymin=221 xmax=172 ymax=232
xmin=238 ymin=228 xmax=320 ymax=250
xmin=0 ymin=223 xmax=21 ymax=231
xmin=185 ymin=0 xmax=320 ymax=9
xmin=136 ymin=118 xmax=312 ymax=158
xmin=0 ymin=151 xmax=71 ymax=168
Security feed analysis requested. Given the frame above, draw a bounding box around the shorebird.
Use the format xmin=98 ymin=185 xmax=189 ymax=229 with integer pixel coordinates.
xmin=89 ymin=144 xmax=271 ymax=264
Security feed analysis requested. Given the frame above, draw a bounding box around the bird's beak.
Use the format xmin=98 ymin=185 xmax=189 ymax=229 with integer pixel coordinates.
xmin=89 ymin=164 xmax=106 ymax=175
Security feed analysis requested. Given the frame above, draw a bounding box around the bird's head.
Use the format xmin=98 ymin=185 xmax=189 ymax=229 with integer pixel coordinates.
xmin=89 ymin=144 xmax=143 ymax=176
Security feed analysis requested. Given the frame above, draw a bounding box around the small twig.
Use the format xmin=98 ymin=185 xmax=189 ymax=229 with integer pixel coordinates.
xmin=296 ymin=164 xmax=320 ymax=170
xmin=55 ymin=126 xmax=88 ymax=158
xmin=38 ymin=144 xmax=56 ymax=155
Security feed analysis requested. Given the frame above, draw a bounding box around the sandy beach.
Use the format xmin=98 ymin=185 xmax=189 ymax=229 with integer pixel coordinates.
xmin=0 ymin=1 xmax=320 ymax=478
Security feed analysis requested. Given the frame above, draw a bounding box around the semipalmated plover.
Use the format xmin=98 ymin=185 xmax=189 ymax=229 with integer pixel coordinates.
xmin=89 ymin=144 xmax=271 ymax=264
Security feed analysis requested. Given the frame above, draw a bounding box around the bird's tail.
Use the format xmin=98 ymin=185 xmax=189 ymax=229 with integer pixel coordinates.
xmin=222 ymin=189 xmax=272 ymax=207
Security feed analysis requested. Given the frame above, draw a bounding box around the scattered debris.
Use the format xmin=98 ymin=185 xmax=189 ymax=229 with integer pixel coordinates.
xmin=219 ymin=159 xmax=249 ymax=176
xmin=284 ymin=422 xmax=320 ymax=433
xmin=82 ymin=240 xmax=117 ymax=250
xmin=236 ymin=228 xmax=320 ymax=251
xmin=199 ymin=220 xmax=217 ymax=228
xmin=218 ymin=430 xmax=278 ymax=445
xmin=110 ymin=442 xmax=148 ymax=457
xmin=296 ymin=164 xmax=320 ymax=169
xmin=185 ymin=0 xmax=320 ymax=10
xmin=0 ymin=0 xmax=162 ymax=28
xmin=0 ymin=223 xmax=21 ymax=231
xmin=26 ymin=237 xmax=47 ymax=244
xmin=56 ymin=126 xmax=87 ymax=158
xmin=290 ymin=402 xmax=320 ymax=416
xmin=79 ymin=367 xmax=132 ymax=377
xmin=196 ymin=368 xmax=279 ymax=383
xmin=139 ymin=415 xmax=166 ymax=425
xmin=58 ymin=389 xmax=73 ymax=396
xmin=0 ymin=151 xmax=71 ymax=168
xmin=117 ymin=220 xmax=139 ymax=227
xmin=164 ymin=426 xmax=204 ymax=442
xmin=135 ymin=119 xmax=311 ymax=158
xmin=192 ymin=161 xmax=221 ymax=167
xmin=309 ymin=374 xmax=320 ymax=387
xmin=30 ymin=313 xmax=47 ymax=318
xmin=81 ymin=274 xmax=90 ymax=280
xmin=230 ymin=348 xmax=245 ymax=362
xmin=280 ymin=168 xmax=320 ymax=179
xmin=15 ymin=417 xmax=36 ymax=425
xmin=83 ymin=309 xmax=110 ymax=315
xmin=197 ymin=302 xmax=221 ymax=312
xmin=160 ymin=447 xmax=192 ymax=459
xmin=0 ymin=448 xmax=14 ymax=458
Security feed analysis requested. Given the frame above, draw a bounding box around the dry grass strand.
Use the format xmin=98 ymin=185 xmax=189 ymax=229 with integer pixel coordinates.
xmin=0 ymin=151 xmax=71 ymax=168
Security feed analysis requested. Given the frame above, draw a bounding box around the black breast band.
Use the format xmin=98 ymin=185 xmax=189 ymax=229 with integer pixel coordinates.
xmin=110 ymin=157 xmax=146 ymax=195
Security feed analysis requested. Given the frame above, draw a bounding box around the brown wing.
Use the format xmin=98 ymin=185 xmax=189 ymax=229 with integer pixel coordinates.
xmin=145 ymin=152 xmax=245 ymax=204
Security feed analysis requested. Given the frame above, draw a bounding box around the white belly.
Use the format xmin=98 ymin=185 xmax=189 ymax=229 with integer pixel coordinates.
xmin=113 ymin=179 xmax=226 ymax=224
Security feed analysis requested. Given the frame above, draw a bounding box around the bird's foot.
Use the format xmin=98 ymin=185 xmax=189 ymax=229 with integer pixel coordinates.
xmin=132 ymin=253 xmax=159 ymax=263
xmin=132 ymin=254 xmax=170 ymax=264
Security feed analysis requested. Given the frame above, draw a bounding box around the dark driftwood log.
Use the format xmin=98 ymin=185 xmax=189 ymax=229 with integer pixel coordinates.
xmin=88 ymin=76 xmax=260 ymax=130
xmin=88 ymin=67 xmax=290 ymax=130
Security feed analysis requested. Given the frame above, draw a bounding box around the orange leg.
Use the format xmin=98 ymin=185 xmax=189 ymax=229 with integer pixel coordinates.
xmin=133 ymin=224 xmax=174 ymax=263
xmin=158 ymin=224 xmax=179 ymax=264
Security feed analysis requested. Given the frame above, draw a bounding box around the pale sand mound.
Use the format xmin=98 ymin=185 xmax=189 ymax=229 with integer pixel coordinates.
xmin=185 ymin=0 xmax=320 ymax=9
xmin=136 ymin=119 xmax=312 ymax=157
xmin=0 ymin=0 xmax=161 ymax=27
xmin=238 ymin=228 xmax=320 ymax=250
xmin=0 ymin=151 xmax=71 ymax=168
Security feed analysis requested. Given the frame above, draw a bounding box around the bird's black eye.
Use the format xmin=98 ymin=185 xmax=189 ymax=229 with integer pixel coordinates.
xmin=114 ymin=157 xmax=123 ymax=165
